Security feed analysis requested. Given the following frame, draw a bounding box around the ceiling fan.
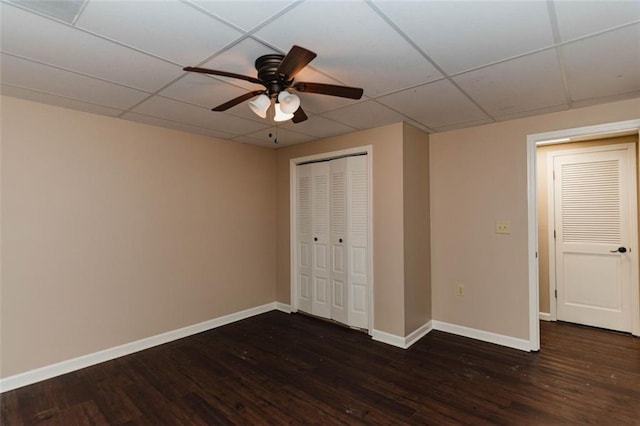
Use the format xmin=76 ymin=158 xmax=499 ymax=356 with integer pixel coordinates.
xmin=183 ymin=45 xmax=364 ymax=124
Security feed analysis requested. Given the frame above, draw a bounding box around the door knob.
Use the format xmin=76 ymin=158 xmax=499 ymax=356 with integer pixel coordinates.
xmin=610 ymin=246 xmax=627 ymax=253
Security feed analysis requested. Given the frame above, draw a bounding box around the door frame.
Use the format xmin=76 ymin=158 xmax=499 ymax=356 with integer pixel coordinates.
xmin=289 ymin=145 xmax=374 ymax=334
xmin=527 ymin=119 xmax=640 ymax=350
xmin=546 ymin=142 xmax=638 ymax=327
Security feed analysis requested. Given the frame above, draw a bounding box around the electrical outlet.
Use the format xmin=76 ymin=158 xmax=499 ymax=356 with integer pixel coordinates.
xmin=495 ymin=221 xmax=511 ymax=234
xmin=457 ymin=284 xmax=464 ymax=296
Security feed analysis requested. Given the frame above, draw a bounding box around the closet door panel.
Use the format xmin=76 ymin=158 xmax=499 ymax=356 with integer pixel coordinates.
xmin=297 ymin=163 xmax=312 ymax=313
xmin=330 ymin=158 xmax=348 ymax=324
xmin=311 ymin=162 xmax=331 ymax=318
xmin=347 ymin=156 xmax=369 ymax=329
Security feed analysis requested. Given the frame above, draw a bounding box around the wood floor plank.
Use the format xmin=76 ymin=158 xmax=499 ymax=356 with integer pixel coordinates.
xmin=2 ymin=313 xmax=639 ymax=425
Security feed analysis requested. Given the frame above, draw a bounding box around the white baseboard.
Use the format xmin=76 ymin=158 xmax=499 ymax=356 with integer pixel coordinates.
xmin=371 ymin=329 xmax=406 ymax=348
xmin=539 ymin=312 xmax=553 ymax=321
xmin=275 ymin=302 xmax=292 ymax=313
xmin=0 ymin=302 xmax=281 ymax=393
xmin=432 ymin=321 xmax=531 ymax=352
xmin=372 ymin=320 xmax=433 ymax=349
xmin=405 ymin=321 xmax=433 ymax=348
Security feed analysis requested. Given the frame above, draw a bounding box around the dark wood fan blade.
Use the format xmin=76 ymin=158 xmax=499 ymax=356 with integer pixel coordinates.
xmin=184 ymin=67 xmax=264 ymax=86
xmin=275 ymin=46 xmax=317 ymax=79
xmin=212 ymin=90 xmax=265 ymax=111
xmin=292 ymin=106 xmax=308 ymax=123
xmin=293 ymin=82 xmax=363 ymax=99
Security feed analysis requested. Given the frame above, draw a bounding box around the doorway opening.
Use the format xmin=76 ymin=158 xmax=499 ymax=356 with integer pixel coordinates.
xmin=527 ymin=119 xmax=640 ymax=351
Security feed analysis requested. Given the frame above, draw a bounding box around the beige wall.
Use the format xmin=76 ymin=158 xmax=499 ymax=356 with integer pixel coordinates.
xmin=276 ymin=123 xmax=407 ymax=336
xmin=537 ymin=134 xmax=639 ymax=314
xmin=0 ymin=96 xmax=277 ymax=378
xmin=430 ymin=98 xmax=640 ymax=340
xmin=402 ymin=123 xmax=431 ymax=334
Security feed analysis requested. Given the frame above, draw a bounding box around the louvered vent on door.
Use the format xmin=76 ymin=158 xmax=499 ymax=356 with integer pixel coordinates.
xmin=350 ymin=169 xmax=368 ymax=238
xmin=560 ymin=160 xmax=621 ymax=244
xmin=313 ymin=174 xmax=329 ymax=235
xmin=298 ymin=176 xmax=310 ymax=235
xmin=331 ymin=172 xmax=345 ymax=235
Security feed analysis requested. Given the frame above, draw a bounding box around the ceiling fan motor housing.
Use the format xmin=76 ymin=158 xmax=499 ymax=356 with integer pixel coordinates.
xmin=255 ymin=54 xmax=290 ymax=97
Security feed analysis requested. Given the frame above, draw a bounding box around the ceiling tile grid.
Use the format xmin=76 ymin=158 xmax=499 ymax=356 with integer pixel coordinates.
xmin=452 ymin=49 xmax=568 ymax=118
xmin=1 ymin=0 xmax=639 ymax=148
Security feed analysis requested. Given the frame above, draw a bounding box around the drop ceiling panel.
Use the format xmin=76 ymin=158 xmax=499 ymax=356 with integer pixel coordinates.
xmin=1 ymin=84 xmax=124 ymax=117
xmin=374 ymin=0 xmax=554 ymax=74
xmin=563 ymin=24 xmax=640 ymax=101
xmin=0 ymin=53 xmax=150 ymax=109
xmin=0 ymin=3 xmax=183 ymax=92
xmin=159 ymin=73 xmax=253 ymax=109
xmin=281 ymin=115 xmax=356 ymax=139
xmin=131 ymin=95 xmax=270 ymax=135
xmin=192 ymin=0 xmax=298 ymax=31
xmin=377 ymin=79 xmax=489 ymax=129
xmin=75 ymin=0 xmax=243 ymax=65
xmin=254 ymin=1 xmax=441 ymax=96
xmin=454 ymin=49 xmax=567 ymax=117
xmin=6 ymin=0 xmax=86 ymax=23
xmin=121 ymin=112 xmax=235 ymax=140
xmin=572 ymin=90 xmax=640 ymax=110
xmin=239 ymin=127 xmax=314 ymax=146
xmin=432 ymin=117 xmax=494 ymax=133
xmin=554 ymin=1 xmax=640 ymax=41
xmin=494 ymin=103 xmax=569 ymax=123
xmin=297 ymin=94 xmax=361 ymax=115
xmin=322 ymin=100 xmax=410 ymax=130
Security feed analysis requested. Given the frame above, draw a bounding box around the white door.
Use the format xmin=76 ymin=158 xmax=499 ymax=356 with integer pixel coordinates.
xmin=311 ymin=162 xmax=331 ymax=318
xmin=295 ymin=154 xmax=370 ymax=329
xmin=553 ymin=144 xmax=637 ymax=332
xmin=347 ymin=156 xmax=369 ymax=329
xmin=330 ymin=158 xmax=348 ymax=324
xmin=296 ymin=163 xmax=312 ymax=313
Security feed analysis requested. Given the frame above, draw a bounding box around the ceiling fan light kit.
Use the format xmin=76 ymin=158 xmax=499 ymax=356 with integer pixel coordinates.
xmin=183 ymin=45 xmax=364 ymax=124
xmin=278 ymin=91 xmax=300 ymax=114
xmin=274 ymin=103 xmax=294 ymax=122
xmin=248 ymin=94 xmax=270 ymax=118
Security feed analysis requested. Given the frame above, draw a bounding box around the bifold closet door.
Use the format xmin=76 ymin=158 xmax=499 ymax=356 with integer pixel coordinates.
xmin=296 ymin=155 xmax=368 ymax=329
xmin=297 ymin=162 xmax=331 ymax=318
xmin=310 ymin=162 xmax=331 ymax=318
xmin=330 ymin=158 xmax=348 ymax=324
xmin=296 ymin=164 xmax=312 ymax=314
xmin=346 ymin=155 xmax=368 ymax=329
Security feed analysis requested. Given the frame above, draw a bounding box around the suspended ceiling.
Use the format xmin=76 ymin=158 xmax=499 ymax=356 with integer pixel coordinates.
xmin=1 ymin=0 xmax=639 ymax=147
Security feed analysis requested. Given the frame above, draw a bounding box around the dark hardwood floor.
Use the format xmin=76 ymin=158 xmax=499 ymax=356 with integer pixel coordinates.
xmin=2 ymin=311 xmax=639 ymax=425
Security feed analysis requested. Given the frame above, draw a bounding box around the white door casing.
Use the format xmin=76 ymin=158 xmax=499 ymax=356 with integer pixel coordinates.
xmin=552 ymin=143 xmax=638 ymax=333
xmin=528 ymin=120 xmax=640 ymax=351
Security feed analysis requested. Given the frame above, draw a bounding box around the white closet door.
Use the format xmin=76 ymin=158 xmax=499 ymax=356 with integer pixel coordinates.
xmin=311 ymin=162 xmax=331 ymax=318
xmin=330 ymin=158 xmax=348 ymax=324
xmin=296 ymin=163 xmax=312 ymax=313
xmin=347 ymin=156 xmax=369 ymax=329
